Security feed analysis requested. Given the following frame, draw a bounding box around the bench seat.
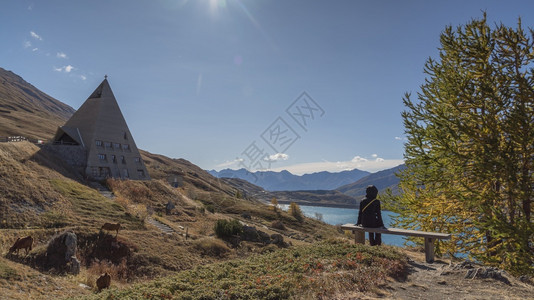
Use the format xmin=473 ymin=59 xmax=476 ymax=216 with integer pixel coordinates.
xmin=341 ymin=224 xmax=451 ymax=263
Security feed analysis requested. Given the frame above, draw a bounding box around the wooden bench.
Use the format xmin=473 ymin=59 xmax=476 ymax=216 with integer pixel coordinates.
xmin=341 ymin=224 xmax=451 ymax=263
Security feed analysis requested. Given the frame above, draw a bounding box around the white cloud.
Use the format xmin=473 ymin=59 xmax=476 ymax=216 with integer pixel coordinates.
xmin=57 ymin=52 xmax=68 ymax=59
xmin=264 ymin=153 xmax=289 ymax=162
xmin=30 ymin=31 xmax=42 ymax=40
xmin=80 ymin=75 xmax=87 ymax=80
xmin=24 ymin=41 xmax=32 ymax=48
xmin=28 ymin=3 xmax=34 ymax=10
xmin=376 ymin=157 xmax=385 ymax=162
xmin=54 ymin=65 xmax=75 ymax=73
xmin=215 ymin=158 xmax=244 ymax=169
xmin=32 ymin=48 xmax=38 ymax=52
xmin=351 ymin=156 xmax=368 ymax=163
xmin=371 ymin=154 xmax=378 ymax=158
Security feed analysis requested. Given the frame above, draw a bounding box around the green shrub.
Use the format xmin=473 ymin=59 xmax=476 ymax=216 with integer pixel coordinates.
xmin=214 ymin=219 xmax=243 ymax=238
xmin=205 ymin=204 xmax=215 ymax=213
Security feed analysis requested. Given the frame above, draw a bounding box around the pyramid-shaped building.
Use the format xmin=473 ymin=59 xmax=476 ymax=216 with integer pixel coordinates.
xmin=52 ymin=77 xmax=150 ymax=180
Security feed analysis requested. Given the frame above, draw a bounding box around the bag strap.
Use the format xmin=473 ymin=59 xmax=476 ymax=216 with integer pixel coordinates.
xmin=361 ymin=198 xmax=377 ymax=213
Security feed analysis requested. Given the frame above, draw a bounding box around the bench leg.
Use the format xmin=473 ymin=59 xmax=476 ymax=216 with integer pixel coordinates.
xmin=354 ymin=231 xmax=365 ymax=244
xmin=424 ymin=237 xmax=435 ymax=263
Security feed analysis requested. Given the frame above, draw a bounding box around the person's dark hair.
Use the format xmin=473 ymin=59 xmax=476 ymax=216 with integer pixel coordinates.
xmin=366 ymin=185 xmax=378 ymax=199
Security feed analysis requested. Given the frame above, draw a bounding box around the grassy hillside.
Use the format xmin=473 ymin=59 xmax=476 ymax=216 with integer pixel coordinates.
xmin=0 ymin=141 xmax=357 ymax=299
xmin=0 ymin=67 xmax=74 ymax=140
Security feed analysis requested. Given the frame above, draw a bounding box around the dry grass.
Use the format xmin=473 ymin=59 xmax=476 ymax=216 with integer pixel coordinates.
xmin=192 ymin=237 xmax=232 ymax=258
xmin=0 ymin=67 xmax=74 ymax=140
xmin=0 ymin=256 xmax=90 ymax=299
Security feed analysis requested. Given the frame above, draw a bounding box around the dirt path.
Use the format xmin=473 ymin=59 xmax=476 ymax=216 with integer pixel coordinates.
xmin=375 ymin=251 xmax=534 ymax=299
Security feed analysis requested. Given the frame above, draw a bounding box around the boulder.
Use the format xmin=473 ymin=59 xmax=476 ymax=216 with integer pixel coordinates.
xmin=270 ymin=234 xmax=287 ymax=247
xmin=44 ymin=231 xmax=80 ymax=274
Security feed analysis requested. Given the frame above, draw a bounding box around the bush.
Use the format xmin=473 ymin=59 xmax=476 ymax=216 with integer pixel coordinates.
xmin=271 ymin=220 xmax=286 ymax=230
xmin=192 ymin=238 xmax=231 ymax=257
xmin=214 ymin=219 xmax=243 ymax=238
xmin=205 ymin=204 xmax=215 ymax=214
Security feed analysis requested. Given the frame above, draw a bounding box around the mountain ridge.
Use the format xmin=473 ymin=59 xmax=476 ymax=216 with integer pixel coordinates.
xmin=0 ymin=67 xmax=75 ymax=140
xmin=336 ymin=164 xmax=406 ymax=198
xmin=208 ymin=168 xmax=370 ymax=191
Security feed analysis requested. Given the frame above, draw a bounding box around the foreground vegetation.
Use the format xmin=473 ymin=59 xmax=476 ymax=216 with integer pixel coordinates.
xmin=80 ymin=240 xmax=406 ymax=300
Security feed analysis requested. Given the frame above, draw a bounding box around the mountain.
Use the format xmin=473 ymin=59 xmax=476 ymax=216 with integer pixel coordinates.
xmin=270 ymin=190 xmax=358 ymax=208
xmin=208 ymin=168 xmax=370 ymax=191
xmin=219 ymin=177 xmax=359 ymax=208
xmin=336 ymin=164 xmax=406 ymax=198
xmin=0 ymin=67 xmax=75 ymax=140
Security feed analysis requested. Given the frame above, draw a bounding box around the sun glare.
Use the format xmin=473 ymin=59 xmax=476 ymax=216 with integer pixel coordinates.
xmin=209 ymin=0 xmax=227 ymax=15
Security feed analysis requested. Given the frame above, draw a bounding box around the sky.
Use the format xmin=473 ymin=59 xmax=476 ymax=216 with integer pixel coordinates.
xmin=1 ymin=0 xmax=533 ymax=175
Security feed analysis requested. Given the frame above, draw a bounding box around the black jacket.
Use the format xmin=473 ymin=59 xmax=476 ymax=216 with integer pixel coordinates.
xmin=357 ymin=197 xmax=384 ymax=228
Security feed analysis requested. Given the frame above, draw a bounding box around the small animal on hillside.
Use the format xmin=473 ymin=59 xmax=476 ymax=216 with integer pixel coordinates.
xmin=8 ymin=236 xmax=33 ymax=256
xmin=96 ymin=272 xmax=111 ymax=291
xmin=101 ymin=222 xmax=121 ymax=237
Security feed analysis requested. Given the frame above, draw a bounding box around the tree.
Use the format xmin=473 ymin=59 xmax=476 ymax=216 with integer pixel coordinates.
xmin=270 ymin=197 xmax=279 ymax=212
xmin=288 ymin=202 xmax=304 ymax=222
xmin=394 ymin=14 xmax=533 ymax=274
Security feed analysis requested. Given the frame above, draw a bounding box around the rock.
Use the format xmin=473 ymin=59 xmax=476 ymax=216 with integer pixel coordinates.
xmin=63 ymin=232 xmax=77 ymax=261
xmin=69 ymin=256 xmax=80 ymax=275
xmin=257 ymin=230 xmax=271 ymax=244
xmin=78 ymin=283 xmax=91 ymax=289
xmin=42 ymin=231 xmax=80 ymax=274
xmin=270 ymin=234 xmax=288 ymax=248
xmin=241 ymin=225 xmax=261 ymax=242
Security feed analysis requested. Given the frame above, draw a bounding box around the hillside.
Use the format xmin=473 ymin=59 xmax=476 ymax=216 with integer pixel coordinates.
xmin=209 ymin=168 xmax=369 ymax=191
xmin=0 ymin=67 xmax=75 ymax=140
xmin=337 ymin=164 xmax=406 ymax=198
xmin=0 ymin=141 xmax=344 ymax=296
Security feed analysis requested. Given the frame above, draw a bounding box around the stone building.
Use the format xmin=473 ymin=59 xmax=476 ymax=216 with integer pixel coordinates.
xmin=52 ymin=77 xmax=150 ymax=180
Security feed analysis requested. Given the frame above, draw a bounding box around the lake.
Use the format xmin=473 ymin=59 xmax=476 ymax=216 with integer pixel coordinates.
xmin=280 ymin=204 xmax=407 ymax=247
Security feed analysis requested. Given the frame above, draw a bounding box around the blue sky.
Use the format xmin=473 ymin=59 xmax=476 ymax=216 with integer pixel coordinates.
xmin=2 ymin=1 xmax=533 ymax=174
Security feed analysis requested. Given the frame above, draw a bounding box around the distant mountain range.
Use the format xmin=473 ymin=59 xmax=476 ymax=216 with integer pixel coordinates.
xmin=208 ymin=168 xmax=370 ymax=191
xmin=336 ymin=164 xmax=406 ymax=198
xmin=210 ymin=165 xmax=405 ymax=205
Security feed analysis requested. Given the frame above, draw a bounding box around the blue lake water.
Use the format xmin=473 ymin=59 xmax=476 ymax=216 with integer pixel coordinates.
xmin=280 ymin=204 xmax=407 ymax=247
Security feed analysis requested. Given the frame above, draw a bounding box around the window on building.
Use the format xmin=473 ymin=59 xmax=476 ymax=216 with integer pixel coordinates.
xmin=95 ymin=140 xmax=103 ymax=147
xmin=123 ymin=169 xmax=129 ymax=178
xmin=114 ymin=143 xmax=121 ymax=150
xmin=137 ymin=169 xmax=145 ymax=178
xmin=123 ymin=132 xmax=128 ymax=140
xmin=91 ymin=167 xmax=98 ymax=177
xmin=134 ymin=157 xmax=141 ymax=163
xmin=122 ymin=144 xmax=131 ymax=152
xmin=111 ymin=155 xmax=117 ymax=163
xmin=121 ymin=155 xmax=126 ymax=164
xmin=104 ymin=141 xmax=112 ymax=149
xmin=98 ymin=154 xmax=106 ymax=161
